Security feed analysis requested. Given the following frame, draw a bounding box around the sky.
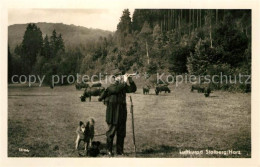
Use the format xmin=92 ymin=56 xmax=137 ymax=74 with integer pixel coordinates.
xmin=8 ymin=8 xmax=135 ymax=31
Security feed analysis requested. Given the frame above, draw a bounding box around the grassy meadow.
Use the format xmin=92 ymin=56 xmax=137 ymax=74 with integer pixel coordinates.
xmin=8 ymin=83 xmax=251 ymax=157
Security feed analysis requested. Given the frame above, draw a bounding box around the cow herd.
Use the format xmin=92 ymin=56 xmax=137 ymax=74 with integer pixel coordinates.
xmin=142 ymin=83 xmax=211 ymax=97
xmin=142 ymin=84 xmax=171 ymax=95
xmin=77 ymin=82 xmax=212 ymax=102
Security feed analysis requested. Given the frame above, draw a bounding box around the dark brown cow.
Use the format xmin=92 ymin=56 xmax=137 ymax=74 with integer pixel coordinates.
xmin=91 ymin=83 xmax=102 ymax=87
xmin=191 ymin=84 xmax=205 ymax=93
xmin=75 ymin=82 xmax=89 ymax=90
xmin=143 ymin=85 xmax=151 ymax=95
xmin=155 ymin=85 xmax=171 ymax=95
xmin=204 ymin=87 xmax=212 ymax=97
xmin=80 ymin=87 xmax=105 ymax=102
xmin=191 ymin=84 xmax=212 ymax=97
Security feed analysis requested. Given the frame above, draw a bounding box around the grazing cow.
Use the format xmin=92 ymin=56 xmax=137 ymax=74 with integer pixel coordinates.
xmin=91 ymin=83 xmax=102 ymax=88
xmin=81 ymin=87 xmax=105 ymax=102
xmin=143 ymin=85 xmax=151 ymax=95
xmin=191 ymin=84 xmax=205 ymax=93
xmin=155 ymin=85 xmax=171 ymax=95
xmin=76 ymin=82 xmax=89 ymax=90
xmin=204 ymin=87 xmax=211 ymax=97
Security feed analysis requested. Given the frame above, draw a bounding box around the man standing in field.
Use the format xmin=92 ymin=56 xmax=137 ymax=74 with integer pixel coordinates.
xmin=98 ymin=70 xmax=137 ymax=156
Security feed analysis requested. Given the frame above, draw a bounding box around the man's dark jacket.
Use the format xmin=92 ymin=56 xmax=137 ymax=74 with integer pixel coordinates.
xmin=99 ymin=80 xmax=137 ymax=125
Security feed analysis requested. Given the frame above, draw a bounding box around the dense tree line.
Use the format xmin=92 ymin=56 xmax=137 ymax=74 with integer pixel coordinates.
xmin=8 ymin=9 xmax=251 ymax=92
xmin=111 ymin=9 xmax=251 ymax=91
xmin=10 ymin=24 xmax=67 ymax=84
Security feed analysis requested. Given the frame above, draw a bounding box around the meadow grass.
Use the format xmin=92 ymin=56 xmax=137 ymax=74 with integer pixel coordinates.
xmin=8 ymin=83 xmax=251 ymax=157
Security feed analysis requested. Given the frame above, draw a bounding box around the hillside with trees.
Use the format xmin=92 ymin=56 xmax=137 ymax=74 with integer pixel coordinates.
xmin=8 ymin=23 xmax=112 ymax=52
xmin=8 ymin=9 xmax=251 ymax=92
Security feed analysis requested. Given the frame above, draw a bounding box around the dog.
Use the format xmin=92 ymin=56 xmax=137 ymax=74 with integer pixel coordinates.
xmin=75 ymin=118 xmax=95 ymax=153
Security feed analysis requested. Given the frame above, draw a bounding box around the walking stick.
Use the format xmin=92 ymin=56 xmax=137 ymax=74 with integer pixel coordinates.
xmin=129 ymin=96 xmax=137 ymax=156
